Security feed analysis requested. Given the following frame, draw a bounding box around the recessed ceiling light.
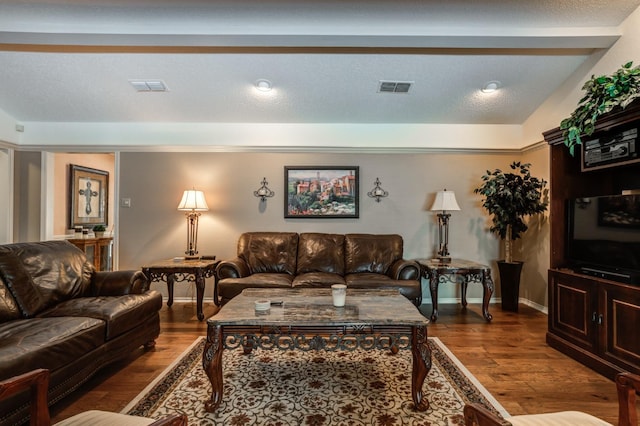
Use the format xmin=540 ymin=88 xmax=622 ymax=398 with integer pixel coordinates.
xmin=255 ymin=79 xmax=273 ymax=92
xmin=481 ymin=81 xmax=501 ymax=93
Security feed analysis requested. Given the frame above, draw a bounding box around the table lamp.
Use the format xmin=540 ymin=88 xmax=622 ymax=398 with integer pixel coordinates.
xmin=430 ymin=189 xmax=460 ymax=263
xmin=177 ymin=189 xmax=209 ymax=258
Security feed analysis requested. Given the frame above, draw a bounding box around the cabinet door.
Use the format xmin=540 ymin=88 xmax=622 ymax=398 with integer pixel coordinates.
xmin=548 ymin=271 xmax=598 ymax=352
xmin=98 ymin=239 xmax=113 ymax=271
xmin=599 ymin=283 xmax=640 ymax=373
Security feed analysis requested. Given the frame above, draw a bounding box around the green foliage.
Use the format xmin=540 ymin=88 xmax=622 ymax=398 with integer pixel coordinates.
xmin=560 ymin=61 xmax=640 ymax=155
xmin=474 ymin=161 xmax=548 ymax=245
xmin=92 ymin=224 xmax=106 ymax=232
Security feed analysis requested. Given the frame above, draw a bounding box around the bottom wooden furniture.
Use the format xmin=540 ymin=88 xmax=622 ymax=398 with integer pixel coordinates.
xmin=463 ymin=371 xmax=640 ymax=426
xmin=417 ymin=259 xmax=494 ymax=322
xmin=0 ymin=369 xmax=187 ymax=426
xmin=67 ymin=237 xmax=113 ymax=271
xmin=547 ymin=269 xmax=640 ymax=379
xmin=203 ymin=288 xmax=431 ymax=412
xmin=142 ymin=258 xmax=218 ymax=321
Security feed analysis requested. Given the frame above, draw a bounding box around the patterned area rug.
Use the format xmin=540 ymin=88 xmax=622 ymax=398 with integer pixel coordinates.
xmin=123 ymin=337 xmax=507 ymax=425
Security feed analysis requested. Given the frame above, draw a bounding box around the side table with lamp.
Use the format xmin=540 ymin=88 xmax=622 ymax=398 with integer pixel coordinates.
xmin=420 ymin=189 xmax=494 ymax=322
xmin=143 ymin=188 xmax=219 ymax=321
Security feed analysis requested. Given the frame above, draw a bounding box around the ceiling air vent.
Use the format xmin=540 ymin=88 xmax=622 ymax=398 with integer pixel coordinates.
xmin=129 ymin=80 xmax=169 ymax=92
xmin=378 ymin=80 xmax=412 ymax=93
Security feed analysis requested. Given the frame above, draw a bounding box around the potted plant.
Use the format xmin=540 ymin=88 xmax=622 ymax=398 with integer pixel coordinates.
xmin=560 ymin=61 xmax=640 ymax=156
xmin=92 ymin=224 xmax=106 ymax=238
xmin=474 ymin=162 xmax=548 ymax=312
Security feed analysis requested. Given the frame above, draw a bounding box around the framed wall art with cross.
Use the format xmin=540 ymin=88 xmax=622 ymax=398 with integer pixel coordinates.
xmin=68 ymin=164 xmax=109 ymax=229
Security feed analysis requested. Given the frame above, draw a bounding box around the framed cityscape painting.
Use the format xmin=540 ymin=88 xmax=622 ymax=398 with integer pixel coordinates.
xmin=284 ymin=166 xmax=359 ymax=218
xmin=69 ymin=164 xmax=109 ymax=228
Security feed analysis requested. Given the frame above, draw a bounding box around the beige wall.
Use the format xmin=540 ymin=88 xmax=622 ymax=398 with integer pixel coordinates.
xmin=13 ymin=151 xmax=41 ymax=242
xmin=118 ymin=150 xmax=549 ymax=307
xmin=518 ymin=145 xmax=551 ymax=309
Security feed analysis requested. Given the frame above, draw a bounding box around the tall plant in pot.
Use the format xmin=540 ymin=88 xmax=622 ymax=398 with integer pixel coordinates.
xmin=474 ymin=161 xmax=548 ymax=312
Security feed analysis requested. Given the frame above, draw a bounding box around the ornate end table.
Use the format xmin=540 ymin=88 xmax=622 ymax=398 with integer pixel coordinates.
xmin=142 ymin=257 xmax=219 ymax=321
xmin=416 ymin=258 xmax=494 ymax=323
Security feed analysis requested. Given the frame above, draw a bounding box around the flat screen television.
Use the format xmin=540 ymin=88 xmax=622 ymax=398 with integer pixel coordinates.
xmin=566 ymin=193 xmax=640 ymax=284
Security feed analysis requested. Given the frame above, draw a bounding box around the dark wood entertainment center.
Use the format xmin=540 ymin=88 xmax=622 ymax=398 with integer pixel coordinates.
xmin=543 ymin=101 xmax=640 ymax=380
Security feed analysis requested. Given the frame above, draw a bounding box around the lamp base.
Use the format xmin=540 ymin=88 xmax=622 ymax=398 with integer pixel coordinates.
xmin=184 ymin=254 xmax=199 ymax=260
xmin=436 ymin=256 xmax=452 ymax=264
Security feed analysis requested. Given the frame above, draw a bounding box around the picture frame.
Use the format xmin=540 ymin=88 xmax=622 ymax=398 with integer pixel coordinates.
xmin=69 ymin=164 xmax=109 ymax=229
xmin=284 ymin=166 xmax=359 ymax=218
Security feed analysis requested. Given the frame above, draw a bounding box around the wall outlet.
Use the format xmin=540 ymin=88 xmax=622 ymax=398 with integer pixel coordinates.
xmin=120 ymin=198 xmax=132 ymax=208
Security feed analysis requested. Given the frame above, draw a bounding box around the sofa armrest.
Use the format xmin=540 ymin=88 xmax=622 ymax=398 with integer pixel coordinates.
xmin=216 ymin=257 xmax=250 ymax=279
xmin=93 ymin=270 xmax=149 ymax=296
xmin=388 ymin=259 xmax=420 ymax=280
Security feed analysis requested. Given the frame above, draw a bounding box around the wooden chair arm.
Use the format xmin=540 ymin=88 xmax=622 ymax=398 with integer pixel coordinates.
xmin=0 ymin=368 xmax=50 ymax=426
xmin=616 ymin=372 xmax=640 ymax=426
xmin=464 ymin=403 xmax=511 ymax=426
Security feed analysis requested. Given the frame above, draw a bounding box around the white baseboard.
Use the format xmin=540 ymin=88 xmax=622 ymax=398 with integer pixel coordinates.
xmin=422 ymin=296 xmax=547 ymax=315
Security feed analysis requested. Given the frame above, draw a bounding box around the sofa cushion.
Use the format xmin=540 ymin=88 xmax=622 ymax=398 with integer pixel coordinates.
xmin=0 ymin=276 xmax=21 ymax=323
xmin=296 ymin=233 xmax=345 ymax=275
xmin=238 ymin=232 xmax=298 ymax=275
xmin=38 ymin=290 xmax=163 ymax=340
xmin=218 ymin=273 xmax=293 ymax=301
xmin=346 ymin=273 xmax=422 ymax=302
xmin=0 ymin=316 xmax=105 ymax=380
xmin=292 ymin=272 xmax=345 ymax=288
xmin=0 ymin=241 xmax=93 ymax=317
xmin=0 ymin=248 xmax=45 ymax=318
xmin=345 ymin=234 xmax=403 ymax=275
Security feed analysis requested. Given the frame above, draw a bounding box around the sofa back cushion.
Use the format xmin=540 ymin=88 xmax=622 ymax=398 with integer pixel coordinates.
xmin=0 ymin=247 xmax=45 ymax=318
xmin=297 ymin=233 xmax=345 ymax=275
xmin=345 ymin=234 xmax=403 ymax=274
xmin=0 ymin=241 xmax=93 ymax=317
xmin=238 ymin=232 xmax=299 ymax=275
xmin=0 ymin=275 xmax=22 ymax=322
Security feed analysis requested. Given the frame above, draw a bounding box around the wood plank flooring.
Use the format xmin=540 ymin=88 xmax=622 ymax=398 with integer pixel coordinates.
xmin=50 ymin=301 xmax=624 ymax=424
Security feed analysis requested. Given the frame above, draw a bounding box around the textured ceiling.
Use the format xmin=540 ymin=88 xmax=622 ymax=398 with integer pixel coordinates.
xmin=0 ymin=0 xmax=639 ymax=125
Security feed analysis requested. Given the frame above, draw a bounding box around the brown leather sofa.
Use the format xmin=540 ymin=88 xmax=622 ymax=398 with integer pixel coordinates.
xmin=217 ymin=232 xmax=422 ymax=305
xmin=0 ymin=240 xmax=163 ymax=426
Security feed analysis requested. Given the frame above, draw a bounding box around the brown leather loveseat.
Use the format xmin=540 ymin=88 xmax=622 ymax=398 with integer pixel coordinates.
xmin=0 ymin=240 xmax=163 ymax=426
xmin=217 ymin=232 xmax=422 ymax=305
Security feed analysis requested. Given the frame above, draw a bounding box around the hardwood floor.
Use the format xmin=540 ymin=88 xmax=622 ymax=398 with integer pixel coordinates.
xmin=50 ymin=301 xmax=624 ymax=424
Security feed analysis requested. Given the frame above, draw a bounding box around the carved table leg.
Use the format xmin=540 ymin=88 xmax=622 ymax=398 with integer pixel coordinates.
xmin=482 ymin=271 xmax=494 ymax=322
xmin=167 ymin=274 xmax=175 ymax=307
xmin=411 ymin=325 xmax=432 ymax=411
xmin=195 ymin=270 xmax=205 ymax=321
xmin=429 ymin=274 xmax=440 ymax=322
xmin=460 ymin=275 xmax=469 ymax=308
xmin=203 ymin=325 xmax=224 ymax=412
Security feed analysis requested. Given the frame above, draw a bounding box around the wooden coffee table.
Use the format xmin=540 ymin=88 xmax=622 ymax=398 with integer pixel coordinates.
xmin=203 ymin=288 xmax=431 ymax=412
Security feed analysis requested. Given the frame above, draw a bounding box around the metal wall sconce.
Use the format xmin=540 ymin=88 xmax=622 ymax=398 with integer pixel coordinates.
xmin=253 ymin=177 xmax=275 ymax=202
xmin=367 ymin=177 xmax=389 ymax=202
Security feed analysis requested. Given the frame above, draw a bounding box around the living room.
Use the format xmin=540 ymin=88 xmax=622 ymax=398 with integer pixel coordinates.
xmin=2 ymin=1 xmax=640 ymax=425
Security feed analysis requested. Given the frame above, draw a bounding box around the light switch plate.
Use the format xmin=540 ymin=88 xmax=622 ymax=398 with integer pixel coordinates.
xmin=120 ymin=198 xmax=132 ymax=208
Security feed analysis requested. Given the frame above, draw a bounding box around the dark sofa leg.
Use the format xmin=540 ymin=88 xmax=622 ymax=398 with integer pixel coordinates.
xmin=144 ymin=340 xmax=156 ymax=350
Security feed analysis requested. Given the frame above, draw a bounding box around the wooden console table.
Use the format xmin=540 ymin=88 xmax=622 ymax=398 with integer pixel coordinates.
xmin=142 ymin=258 xmax=219 ymax=321
xmin=416 ymin=259 xmax=494 ymax=323
xmin=68 ymin=237 xmax=113 ymax=271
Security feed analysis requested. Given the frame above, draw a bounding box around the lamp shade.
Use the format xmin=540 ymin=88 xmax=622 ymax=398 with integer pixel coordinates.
xmin=177 ymin=190 xmax=209 ymax=211
xmin=430 ymin=190 xmax=460 ymax=212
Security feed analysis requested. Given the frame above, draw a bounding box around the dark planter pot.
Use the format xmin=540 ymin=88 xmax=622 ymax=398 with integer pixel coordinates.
xmin=498 ymin=260 xmax=524 ymax=312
